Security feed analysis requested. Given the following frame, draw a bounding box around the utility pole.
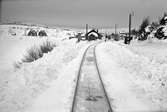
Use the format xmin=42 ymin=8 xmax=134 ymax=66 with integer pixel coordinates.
xmin=125 ymin=12 xmax=134 ymax=44
xmin=115 ymin=24 xmax=117 ymax=34
xmin=86 ymin=24 xmax=88 ymax=40
xmin=129 ymin=13 xmax=132 ymax=39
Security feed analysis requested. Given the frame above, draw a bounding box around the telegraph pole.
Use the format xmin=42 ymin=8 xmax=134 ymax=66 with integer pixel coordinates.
xmin=125 ymin=12 xmax=134 ymax=44
xmin=86 ymin=24 xmax=88 ymax=40
xmin=129 ymin=13 xmax=132 ymax=39
xmin=129 ymin=11 xmax=134 ymax=38
xmin=115 ymin=24 xmax=117 ymax=34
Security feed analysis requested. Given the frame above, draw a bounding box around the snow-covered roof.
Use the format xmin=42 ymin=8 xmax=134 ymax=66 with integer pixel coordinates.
xmin=88 ymin=32 xmax=98 ymax=37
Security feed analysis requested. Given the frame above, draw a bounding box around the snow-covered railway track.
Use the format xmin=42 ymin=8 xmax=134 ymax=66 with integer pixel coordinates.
xmin=71 ymin=43 xmax=113 ymax=112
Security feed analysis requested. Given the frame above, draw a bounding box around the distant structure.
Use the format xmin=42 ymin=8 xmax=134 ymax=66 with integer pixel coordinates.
xmin=85 ymin=29 xmax=102 ymax=41
xmin=38 ymin=30 xmax=47 ymax=37
xmin=27 ymin=29 xmax=47 ymax=37
xmin=27 ymin=29 xmax=37 ymax=36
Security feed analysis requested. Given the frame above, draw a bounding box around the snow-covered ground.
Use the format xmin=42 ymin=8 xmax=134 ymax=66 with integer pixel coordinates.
xmin=0 ymin=24 xmax=78 ymax=72
xmin=96 ymin=41 xmax=167 ymax=111
xmin=0 ymin=24 xmax=91 ymax=112
xmin=1 ymin=23 xmax=167 ymax=112
xmin=25 ymin=42 xmax=91 ymax=112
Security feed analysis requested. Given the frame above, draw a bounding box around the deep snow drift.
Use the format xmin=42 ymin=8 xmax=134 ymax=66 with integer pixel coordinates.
xmin=1 ymin=23 xmax=167 ymax=112
xmin=25 ymin=42 xmax=92 ymax=112
xmin=0 ymin=24 xmax=90 ymax=112
xmin=96 ymin=41 xmax=167 ymax=111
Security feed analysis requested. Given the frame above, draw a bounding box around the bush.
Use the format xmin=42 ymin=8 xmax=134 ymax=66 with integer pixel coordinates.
xmin=159 ymin=13 xmax=167 ymax=25
xmin=151 ymin=21 xmax=159 ymax=30
xmin=22 ymin=41 xmax=55 ymax=63
xmin=138 ymin=17 xmax=150 ymax=40
xmin=38 ymin=30 xmax=47 ymax=37
xmin=40 ymin=41 xmax=54 ymax=53
xmin=155 ymin=27 xmax=165 ymax=39
xmin=112 ymin=34 xmax=120 ymax=41
xmin=131 ymin=29 xmax=138 ymax=35
xmin=22 ymin=46 xmax=43 ymax=62
xmin=28 ymin=30 xmax=37 ymax=36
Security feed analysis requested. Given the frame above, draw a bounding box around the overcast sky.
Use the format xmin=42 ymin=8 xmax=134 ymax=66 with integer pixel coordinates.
xmin=1 ymin=0 xmax=167 ymax=28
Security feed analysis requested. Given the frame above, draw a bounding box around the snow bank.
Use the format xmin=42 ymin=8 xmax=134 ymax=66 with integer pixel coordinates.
xmin=96 ymin=41 xmax=167 ymax=111
xmin=0 ymin=38 xmax=89 ymax=112
xmin=0 ymin=24 xmax=79 ymax=69
xmin=129 ymin=39 xmax=167 ymax=63
xmin=0 ymin=37 xmax=51 ymax=69
xmin=0 ymin=24 xmax=88 ymax=112
xmin=0 ymin=24 xmax=77 ymax=40
xmin=26 ymin=41 xmax=92 ymax=112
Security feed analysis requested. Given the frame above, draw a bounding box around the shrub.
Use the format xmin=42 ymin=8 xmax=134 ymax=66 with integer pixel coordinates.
xmin=159 ymin=13 xmax=167 ymax=25
xmin=22 ymin=46 xmax=43 ymax=62
xmin=38 ymin=30 xmax=47 ymax=37
xmin=131 ymin=29 xmax=138 ymax=35
xmin=40 ymin=41 xmax=54 ymax=53
xmin=22 ymin=41 xmax=55 ymax=63
xmin=151 ymin=21 xmax=159 ymax=30
xmin=28 ymin=30 xmax=37 ymax=36
xmin=155 ymin=27 xmax=165 ymax=39
xmin=138 ymin=17 xmax=150 ymax=40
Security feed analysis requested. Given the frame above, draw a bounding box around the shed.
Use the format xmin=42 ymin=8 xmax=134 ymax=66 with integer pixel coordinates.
xmin=86 ymin=29 xmax=102 ymax=41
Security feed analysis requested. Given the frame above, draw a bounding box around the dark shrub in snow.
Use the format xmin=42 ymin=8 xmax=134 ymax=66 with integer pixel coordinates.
xmin=155 ymin=27 xmax=164 ymax=39
xmin=22 ymin=41 xmax=55 ymax=63
xmin=40 ymin=41 xmax=54 ymax=53
xmin=151 ymin=22 xmax=159 ymax=30
xmin=154 ymin=26 xmax=167 ymax=39
xmin=28 ymin=30 xmax=37 ymax=36
xmin=22 ymin=46 xmax=43 ymax=62
xmin=138 ymin=17 xmax=150 ymax=41
xmin=38 ymin=30 xmax=47 ymax=37
xmin=159 ymin=14 xmax=167 ymax=25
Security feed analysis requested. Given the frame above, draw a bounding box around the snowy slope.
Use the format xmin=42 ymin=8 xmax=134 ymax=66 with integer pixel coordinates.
xmin=0 ymin=24 xmax=89 ymax=112
xmin=0 ymin=24 xmax=79 ymax=68
xmin=0 ymin=38 xmax=90 ymax=112
xmin=0 ymin=24 xmax=77 ymax=39
xmin=25 ymin=42 xmax=93 ymax=112
xmin=96 ymin=41 xmax=167 ymax=111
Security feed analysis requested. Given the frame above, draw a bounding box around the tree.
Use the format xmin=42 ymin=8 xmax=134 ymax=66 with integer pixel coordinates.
xmin=159 ymin=12 xmax=167 ymax=25
xmin=155 ymin=27 xmax=165 ymax=39
xmin=131 ymin=29 xmax=138 ymax=35
xmin=151 ymin=21 xmax=159 ymax=30
xmin=138 ymin=17 xmax=150 ymax=40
